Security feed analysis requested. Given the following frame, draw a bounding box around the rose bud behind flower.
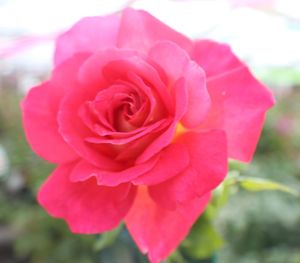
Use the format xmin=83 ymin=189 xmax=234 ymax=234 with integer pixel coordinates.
xmin=21 ymin=8 xmax=275 ymax=263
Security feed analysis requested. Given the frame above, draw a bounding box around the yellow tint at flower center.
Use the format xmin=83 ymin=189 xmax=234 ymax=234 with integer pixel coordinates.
xmin=174 ymin=122 xmax=187 ymax=141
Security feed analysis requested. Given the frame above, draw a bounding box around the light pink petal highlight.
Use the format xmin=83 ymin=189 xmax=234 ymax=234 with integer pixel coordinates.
xmin=55 ymin=13 xmax=121 ymax=65
xmin=118 ymin=8 xmax=192 ymax=54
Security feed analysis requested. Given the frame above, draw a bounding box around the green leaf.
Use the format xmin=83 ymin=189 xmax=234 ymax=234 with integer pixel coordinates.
xmin=205 ymin=171 xmax=240 ymax=220
xmin=181 ymin=218 xmax=223 ymax=260
xmin=93 ymin=224 xmax=123 ymax=251
xmin=165 ymin=250 xmax=186 ymax=263
xmin=228 ymin=160 xmax=248 ymax=172
xmin=237 ymin=176 xmax=299 ymax=196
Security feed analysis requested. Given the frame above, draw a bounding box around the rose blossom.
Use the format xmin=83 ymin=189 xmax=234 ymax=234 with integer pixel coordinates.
xmin=21 ymin=8 xmax=275 ymax=263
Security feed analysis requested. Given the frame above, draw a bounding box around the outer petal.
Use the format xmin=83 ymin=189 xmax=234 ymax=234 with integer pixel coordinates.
xmin=21 ymin=53 xmax=90 ymax=163
xmin=125 ymin=187 xmax=211 ymax=263
xmin=118 ymin=8 xmax=192 ymax=54
xmin=38 ymin=163 xmax=136 ymax=234
xmin=70 ymin=155 xmax=159 ymax=186
xmin=50 ymin=53 xmax=90 ymax=102
xmin=149 ymin=41 xmax=211 ymax=128
xmin=149 ymin=130 xmax=227 ymax=209
xmin=21 ymin=82 xmax=78 ymax=163
xmin=191 ymin=40 xmax=243 ymax=78
xmin=54 ymin=13 xmax=121 ymax=65
xmin=192 ymin=40 xmax=275 ymax=162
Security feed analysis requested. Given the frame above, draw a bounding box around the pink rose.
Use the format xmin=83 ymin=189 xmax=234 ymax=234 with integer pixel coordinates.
xmin=22 ymin=8 xmax=274 ymax=263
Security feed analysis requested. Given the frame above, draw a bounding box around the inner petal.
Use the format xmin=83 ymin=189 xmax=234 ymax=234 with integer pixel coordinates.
xmin=78 ymin=78 xmax=156 ymax=146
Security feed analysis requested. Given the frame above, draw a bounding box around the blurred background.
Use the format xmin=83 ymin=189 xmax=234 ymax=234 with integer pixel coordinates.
xmin=0 ymin=0 xmax=300 ymax=262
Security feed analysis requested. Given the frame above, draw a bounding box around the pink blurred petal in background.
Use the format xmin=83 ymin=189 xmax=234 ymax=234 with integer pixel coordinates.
xmin=0 ymin=34 xmax=57 ymax=59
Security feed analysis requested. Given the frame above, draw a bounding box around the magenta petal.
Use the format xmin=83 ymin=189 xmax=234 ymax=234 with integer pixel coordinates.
xmin=125 ymin=187 xmax=211 ymax=263
xmin=78 ymin=49 xmax=173 ymax=117
xmin=54 ymin=13 xmax=121 ymax=65
xmin=136 ymin=122 xmax=176 ymax=164
xmin=149 ymin=130 xmax=227 ymax=209
xmin=191 ymin=40 xmax=243 ymax=78
xmin=172 ymin=77 xmax=188 ymax=120
xmin=133 ymin=143 xmax=189 ymax=185
xmin=58 ymin=90 xmax=118 ymax=168
xmin=134 ymin=78 xmax=186 ymax=164
xmin=21 ymin=82 xmax=78 ymax=163
xmin=22 ymin=54 xmax=90 ymax=164
xmin=78 ymin=48 xmax=138 ymax=86
xmin=85 ymin=119 xmax=168 ymax=145
xmin=70 ymin=156 xmax=159 ymax=186
xmin=181 ymin=60 xmax=210 ymax=128
xmin=50 ymin=53 xmax=90 ymax=103
xmin=192 ymin=40 xmax=275 ymax=162
xmin=148 ymin=41 xmax=190 ymax=82
xmin=149 ymin=41 xmax=211 ymax=127
xmin=101 ymin=57 xmax=173 ymax=114
xmin=38 ymin=163 xmax=136 ymax=234
xmin=118 ymin=8 xmax=192 ymax=54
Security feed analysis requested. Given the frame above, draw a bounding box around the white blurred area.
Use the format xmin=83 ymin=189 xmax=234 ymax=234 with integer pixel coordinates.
xmin=0 ymin=0 xmax=300 ymax=92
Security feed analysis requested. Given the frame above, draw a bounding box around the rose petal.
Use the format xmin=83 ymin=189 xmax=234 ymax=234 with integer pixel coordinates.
xmin=149 ymin=130 xmax=227 ymax=209
xmin=80 ymin=81 xmax=142 ymax=135
xmin=192 ymin=40 xmax=275 ymax=162
xmin=85 ymin=119 xmax=168 ymax=145
xmin=78 ymin=48 xmax=138 ymax=86
xmin=51 ymin=53 xmax=90 ymax=102
xmin=53 ymin=53 xmax=124 ymax=167
xmin=22 ymin=54 xmax=90 ymax=163
xmin=115 ymin=118 xmax=172 ymax=162
xmin=38 ymin=163 xmax=136 ymax=234
xmin=102 ymin=57 xmax=173 ymax=114
xmin=118 ymin=8 xmax=192 ymax=54
xmin=54 ymin=13 xmax=121 ymax=65
xmin=135 ymin=77 xmax=187 ymax=164
xmin=148 ymin=41 xmax=190 ymax=82
xmin=191 ymin=40 xmax=243 ymax=78
xmin=79 ymin=48 xmax=172 ymax=114
xmin=133 ymin=143 xmax=189 ymax=185
xmin=149 ymin=41 xmax=211 ymax=127
xmin=127 ymin=72 xmax=158 ymax=125
xmin=70 ymin=155 xmax=159 ymax=186
xmin=58 ymin=88 xmax=119 ymax=168
xmin=21 ymin=82 xmax=78 ymax=163
xmin=125 ymin=187 xmax=211 ymax=263
xmin=181 ymin=60 xmax=210 ymax=128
